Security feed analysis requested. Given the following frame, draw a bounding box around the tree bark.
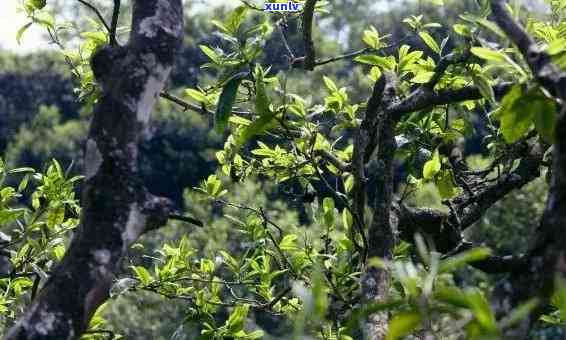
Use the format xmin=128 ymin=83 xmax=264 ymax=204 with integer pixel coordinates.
xmin=360 ymin=73 xmax=399 ymax=339
xmin=5 ymin=1 xmax=184 ymax=339
xmin=487 ymin=0 xmax=566 ymax=336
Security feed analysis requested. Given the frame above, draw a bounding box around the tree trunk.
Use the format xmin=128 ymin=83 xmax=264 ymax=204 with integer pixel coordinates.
xmin=360 ymin=73 xmax=399 ymax=339
xmin=4 ymin=1 xmax=183 ymax=339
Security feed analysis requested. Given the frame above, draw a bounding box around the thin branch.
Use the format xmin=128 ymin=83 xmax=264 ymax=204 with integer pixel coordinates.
xmin=292 ymin=48 xmax=373 ymax=68
xmin=277 ymin=21 xmax=295 ymax=60
xmin=110 ymin=0 xmax=121 ymax=46
xmin=315 ymin=149 xmax=351 ymax=172
xmin=168 ymin=214 xmax=204 ymax=227
xmin=260 ymin=286 xmax=292 ymax=310
xmin=292 ymin=36 xmax=411 ymax=69
xmin=305 ymin=48 xmax=371 ymax=68
xmin=77 ymin=0 xmax=111 ymax=34
xmin=159 ymin=91 xmax=253 ymax=117
xmin=426 ymin=49 xmax=471 ymax=89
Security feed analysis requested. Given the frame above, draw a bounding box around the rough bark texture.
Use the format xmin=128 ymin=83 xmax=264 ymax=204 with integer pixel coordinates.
xmin=4 ymin=1 xmax=183 ymax=339
xmin=359 ymin=73 xmax=399 ymax=339
xmin=487 ymin=0 xmax=566 ymax=337
xmin=352 ymin=75 xmax=387 ymax=253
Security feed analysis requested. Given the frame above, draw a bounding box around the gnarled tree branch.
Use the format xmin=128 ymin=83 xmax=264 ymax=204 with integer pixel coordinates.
xmin=397 ymin=140 xmax=545 ymax=273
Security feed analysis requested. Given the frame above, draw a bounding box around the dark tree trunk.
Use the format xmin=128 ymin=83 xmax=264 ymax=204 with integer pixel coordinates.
xmin=4 ymin=1 xmax=184 ymax=339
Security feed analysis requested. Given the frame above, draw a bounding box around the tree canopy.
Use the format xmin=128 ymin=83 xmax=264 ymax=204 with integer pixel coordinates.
xmin=1 ymin=0 xmax=566 ymax=339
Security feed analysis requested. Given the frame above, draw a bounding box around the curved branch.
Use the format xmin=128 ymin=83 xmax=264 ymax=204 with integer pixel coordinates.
xmin=77 ymin=0 xmax=111 ymax=34
xmin=386 ymin=81 xmax=512 ymax=119
xmin=397 ymin=141 xmax=546 ymax=273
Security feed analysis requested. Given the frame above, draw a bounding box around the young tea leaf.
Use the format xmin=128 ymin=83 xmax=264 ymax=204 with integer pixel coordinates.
xmin=215 ymin=74 xmax=244 ymax=133
xmin=237 ymin=68 xmax=275 ymax=145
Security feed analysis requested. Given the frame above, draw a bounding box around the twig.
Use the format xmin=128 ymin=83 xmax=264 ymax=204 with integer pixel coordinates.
xmin=277 ymin=21 xmax=295 ymax=60
xmin=168 ymin=214 xmax=204 ymax=227
xmin=110 ymin=0 xmax=121 ymax=46
xmin=426 ymin=49 xmax=471 ymax=89
xmin=312 ymin=48 xmax=372 ymax=67
xmin=159 ymin=91 xmax=253 ymax=117
xmin=315 ymin=149 xmax=351 ymax=172
xmin=77 ymin=0 xmax=111 ymax=34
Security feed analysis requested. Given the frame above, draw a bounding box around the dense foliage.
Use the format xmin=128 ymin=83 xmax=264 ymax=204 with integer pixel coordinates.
xmin=1 ymin=0 xmax=566 ymax=339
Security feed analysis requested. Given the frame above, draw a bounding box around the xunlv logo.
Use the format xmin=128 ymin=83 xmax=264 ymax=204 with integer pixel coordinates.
xmin=264 ymin=2 xmax=302 ymax=12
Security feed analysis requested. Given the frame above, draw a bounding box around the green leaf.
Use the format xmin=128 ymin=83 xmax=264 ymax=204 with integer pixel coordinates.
xmin=436 ymin=169 xmax=457 ymax=199
xmin=28 ymin=0 xmax=47 ymax=9
xmin=472 ymin=73 xmax=495 ymax=103
xmin=354 ymin=55 xmax=396 ymax=70
xmin=323 ymin=76 xmax=339 ymax=92
xmin=215 ymin=74 xmax=244 ymax=133
xmin=453 ymin=23 xmax=472 ymax=37
xmin=498 ymin=86 xmax=529 ymax=143
xmin=547 ymin=38 xmax=566 ymax=55
xmin=470 ymin=47 xmax=507 ymax=62
xmin=46 ymin=206 xmax=65 ymax=228
xmin=226 ymin=304 xmax=249 ymax=332
xmin=475 ymin=17 xmax=506 ymax=38
xmin=0 ymin=209 xmax=24 ymax=225
xmin=185 ymin=88 xmax=208 ymax=104
xmin=362 ymin=26 xmax=387 ymax=49
xmin=211 ymin=20 xmax=229 ymax=34
xmin=386 ymin=311 xmax=422 ymax=340
xmin=131 ymin=266 xmax=153 ymax=285
xmin=8 ymin=167 xmax=35 ymax=174
xmin=237 ymin=67 xmax=276 ymax=145
xmin=500 ymin=298 xmax=540 ymax=329
xmin=33 ymin=11 xmax=55 ymax=29
xmin=220 ymin=250 xmax=239 ymax=271
xmin=423 ymin=149 xmax=441 ymax=180
xmin=342 ymin=208 xmax=353 ymax=231
xmin=438 ymin=247 xmax=492 ymax=273
xmin=16 ymin=22 xmax=33 ymax=45
xmin=279 ymin=234 xmax=298 ymax=251
xmin=466 ymin=289 xmax=498 ymax=332
xmin=434 ymin=286 xmax=470 ymax=308
xmin=534 ymin=98 xmax=558 ymax=142
xmin=418 ymin=31 xmax=440 ymax=54
xmin=200 ymin=258 xmax=215 ymax=274
xmin=225 ymin=6 xmax=248 ymax=34
xmin=410 ymin=71 xmax=435 ymax=84
xmin=245 ymin=330 xmax=264 ymax=339
xmin=499 ymin=87 xmax=556 ymax=143
xmin=199 ymin=45 xmax=221 ymax=64
xmin=322 ymin=197 xmax=335 ymax=228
